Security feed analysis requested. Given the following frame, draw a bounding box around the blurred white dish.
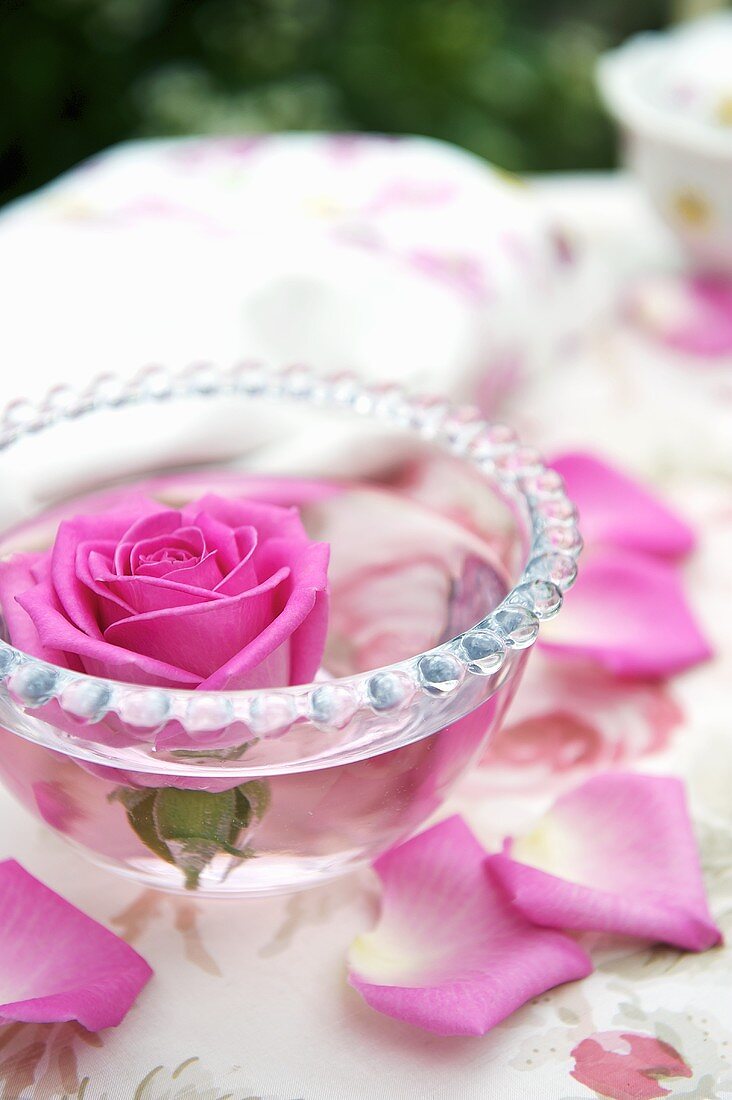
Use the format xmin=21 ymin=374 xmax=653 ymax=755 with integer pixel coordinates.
xmin=598 ymin=15 xmax=732 ymax=272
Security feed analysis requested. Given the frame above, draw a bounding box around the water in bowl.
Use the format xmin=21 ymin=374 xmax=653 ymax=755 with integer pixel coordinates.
xmin=0 ymin=469 xmax=516 ymax=895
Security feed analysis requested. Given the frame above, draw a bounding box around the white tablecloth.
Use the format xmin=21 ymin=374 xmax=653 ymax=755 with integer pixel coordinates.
xmin=0 ymin=144 xmax=730 ymax=1099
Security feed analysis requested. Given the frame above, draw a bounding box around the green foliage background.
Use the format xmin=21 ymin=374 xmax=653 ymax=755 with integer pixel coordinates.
xmin=0 ymin=0 xmax=727 ymax=205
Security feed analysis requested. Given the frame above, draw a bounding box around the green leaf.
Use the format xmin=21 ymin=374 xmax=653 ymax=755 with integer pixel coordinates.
xmin=109 ymin=786 xmax=150 ymax=812
xmin=164 ymin=838 xmax=220 ymax=892
xmin=232 ymin=788 xmax=253 ymax=834
xmin=236 ymin=780 xmax=271 ymax=823
xmin=154 ymin=787 xmax=256 ymax=891
xmin=110 ymin=787 xmax=176 ymax=867
xmin=153 ymin=788 xmax=239 ymax=847
xmin=169 ymin=740 xmax=257 ymax=762
xmin=111 ymin=782 xmax=271 ymax=890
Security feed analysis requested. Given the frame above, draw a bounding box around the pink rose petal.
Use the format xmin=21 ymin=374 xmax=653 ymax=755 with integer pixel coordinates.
xmin=129 ymin=526 xmax=204 ymax=572
xmin=18 ymin=579 xmax=200 ymax=687
xmin=112 ymin=509 xmax=184 ymax=575
xmin=184 ymin=494 xmax=308 ymax=544
xmin=0 ymin=554 xmax=73 ymax=667
xmin=488 ymin=773 xmax=721 ymax=952
xmin=571 ymin=1031 xmax=692 ymax=1100
xmin=104 ymin=567 xmax=288 ymax=679
xmin=1 ymin=491 xmax=330 ymax=698
xmin=540 ymin=548 xmax=712 ymax=677
xmin=52 ymin=502 xmax=163 ymax=633
xmin=0 ymin=860 xmax=152 ymax=1030
xmin=33 ymin=781 xmax=81 ymax=831
xmin=285 ymin=578 xmax=330 ymax=685
xmin=92 ymin=564 xmax=224 ymax=619
xmin=626 ymin=272 xmax=732 ymax=358
xmin=348 ymin=816 xmax=592 ymax=1036
xmin=552 ymin=453 xmax=695 ymax=559
xmin=203 ymin=540 xmax=330 ymax=689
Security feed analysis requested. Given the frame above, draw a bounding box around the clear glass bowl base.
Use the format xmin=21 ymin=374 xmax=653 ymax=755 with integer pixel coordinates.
xmin=0 ymin=690 xmax=518 ymax=897
xmin=80 ymin=846 xmax=369 ymax=899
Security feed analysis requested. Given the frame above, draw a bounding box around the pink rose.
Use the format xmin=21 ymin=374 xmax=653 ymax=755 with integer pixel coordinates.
xmin=0 ymin=493 xmax=330 ymax=692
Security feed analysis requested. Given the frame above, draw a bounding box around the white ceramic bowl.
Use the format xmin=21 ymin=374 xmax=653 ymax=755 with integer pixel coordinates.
xmin=598 ymin=15 xmax=732 ymax=273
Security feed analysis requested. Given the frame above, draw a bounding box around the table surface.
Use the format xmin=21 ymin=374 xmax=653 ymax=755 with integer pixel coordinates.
xmin=0 ymin=147 xmax=731 ymax=1100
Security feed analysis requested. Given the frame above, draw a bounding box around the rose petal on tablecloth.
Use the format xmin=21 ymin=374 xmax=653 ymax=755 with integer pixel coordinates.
xmin=625 ymin=273 xmax=732 ymax=359
xmin=488 ymin=773 xmax=721 ymax=952
xmin=0 ymin=860 xmax=152 ymax=1030
xmin=348 ymin=816 xmax=592 ymax=1036
xmin=539 ymin=548 xmax=712 ymax=677
xmin=552 ymin=452 xmax=695 ymax=559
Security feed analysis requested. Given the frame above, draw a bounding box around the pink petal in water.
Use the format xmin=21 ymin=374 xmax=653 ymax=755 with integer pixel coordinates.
xmin=0 ymin=860 xmax=152 ymax=1029
xmin=32 ymin=782 xmax=82 ymax=832
xmin=488 ymin=773 xmax=721 ymax=952
xmin=348 ymin=816 xmax=592 ymax=1036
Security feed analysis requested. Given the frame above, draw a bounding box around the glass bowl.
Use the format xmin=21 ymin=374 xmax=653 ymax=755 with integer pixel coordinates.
xmin=0 ymin=365 xmax=581 ymax=897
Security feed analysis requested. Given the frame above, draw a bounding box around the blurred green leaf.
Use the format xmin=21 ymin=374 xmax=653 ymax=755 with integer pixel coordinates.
xmin=0 ymin=0 xmax=717 ymax=203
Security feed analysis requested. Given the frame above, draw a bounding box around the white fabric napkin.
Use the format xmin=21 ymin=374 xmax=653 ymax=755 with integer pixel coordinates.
xmin=0 ymin=133 xmax=578 ymax=522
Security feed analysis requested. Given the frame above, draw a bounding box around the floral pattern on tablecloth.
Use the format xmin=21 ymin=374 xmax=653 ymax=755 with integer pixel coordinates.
xmin=0 ymin=154 xmax=730 ymax=1098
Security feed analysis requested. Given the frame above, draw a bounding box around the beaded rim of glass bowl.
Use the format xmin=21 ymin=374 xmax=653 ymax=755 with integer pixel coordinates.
xmin=0 ymin=363 xmax=581 ymax=737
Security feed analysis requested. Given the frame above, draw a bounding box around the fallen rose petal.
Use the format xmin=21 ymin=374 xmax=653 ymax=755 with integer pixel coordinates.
xmin=0 ymin=860 xmax=152 ymax=1029
xmin=348 ymin=816 xmax=592 ymax=1036
xmin=539 ymin=548 xmax=712 ymax=677
xmin=626 ymin=272 xmax=732 ymax=359
xmin=488 ymin=773 xmax=721 ymax=952
xmin=571 ymin=1031 xmax=693 ymax=1100
xmin=552 ymin=452 xmax=695 ymax=559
